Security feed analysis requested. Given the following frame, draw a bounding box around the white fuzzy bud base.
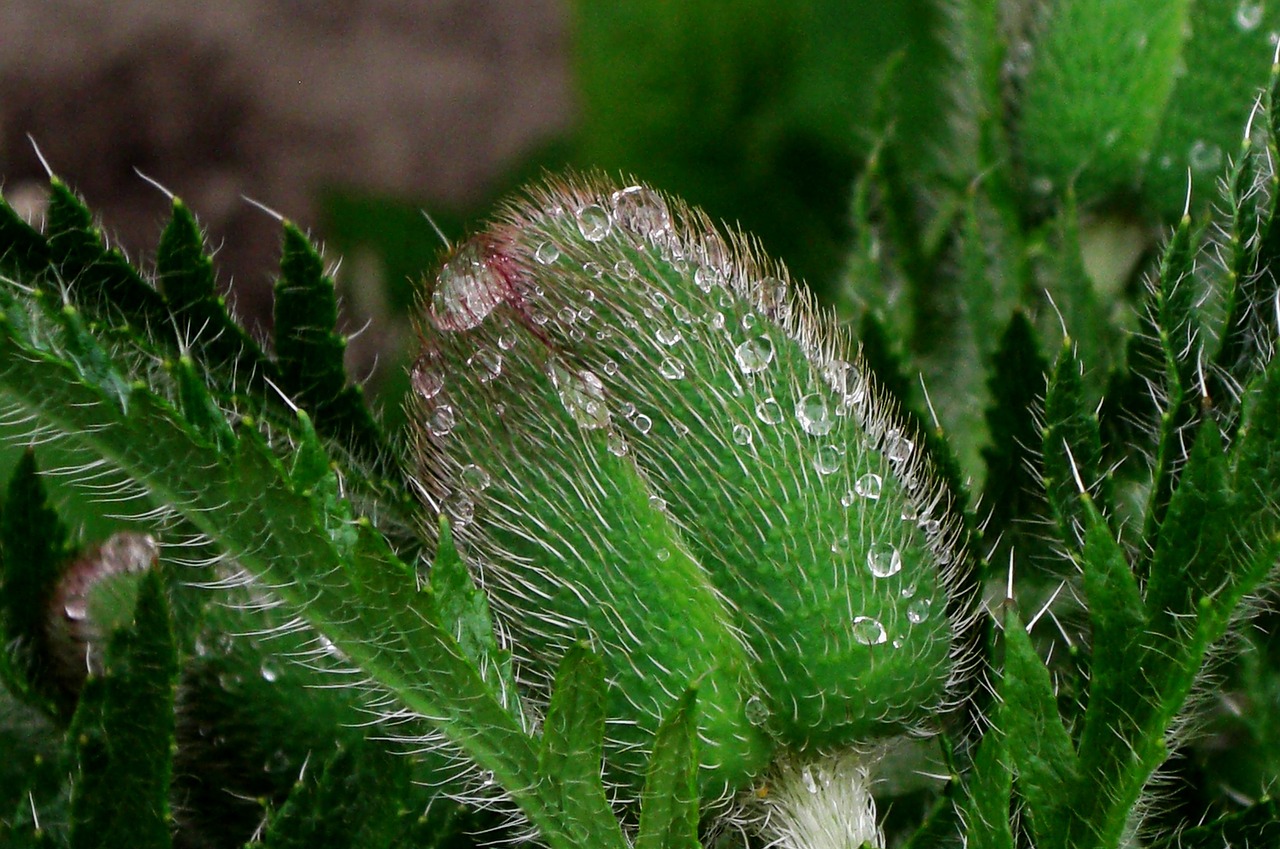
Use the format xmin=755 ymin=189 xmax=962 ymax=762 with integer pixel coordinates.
xmin=733 ymin=751 xmax=884 ymax=849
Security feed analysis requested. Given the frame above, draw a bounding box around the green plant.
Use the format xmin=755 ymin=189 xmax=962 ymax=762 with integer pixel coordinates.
xmin=4 ymin=4 xmax=1280 ymax=849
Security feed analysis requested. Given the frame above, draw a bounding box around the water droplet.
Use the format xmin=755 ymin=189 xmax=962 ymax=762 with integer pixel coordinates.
xmin=603 ymin=359 xmax=619 ymax=376
xmin=734 ymin=336 xmax=775 ymax=374
xmin=497 ymin=331 xmax=518 ymax=351
xmin=852 ymin=616 xmax=888 ymax=646
xmin=634 ymin=414 xmax=653 ymax=434
xmin=260 ymin=663 xmax=281 ymax=683
xmin=673 ymin=303 xmax=693 ymax=324
xmin=1031 ymin=176 xmax=1054 ymax=196
xmin=607 ymin=431 xmax=629 ymax=456
xmin=830 ymin=533 xmax=849 ymax=554
xmin=867 ymin=542 xmax=903 ymax=578
xmin=741 ymin=313 xmax=758 ymax=330
xmin=694 ymin=265 xmax=721 ymax=292
xmin=648 ymin=494 xmax=666 ymax=511
xmin=709 ymin=311 xmax=726 ymax=330
xmin=733 ymin=424 xmax=753 ymax=445
xmin=813 ymin=445 xmax=841 ymax=475
xmin=656 ymin=327 xmax=683 ymax=347
xmin=535 ymin=241 xmax=560 ymax=264
xmin=656 ymin=548 xmax=671 ymax=561
xmin=431 ymin=240 xmax=507 ymax=331
xmin=610 ymin=185 xmax=671 ymax=236
xmin=460 ymin=463 xmax=491 ymax=491
xmin=64 ymin=599 xmax=87 ymax=621
xmin=576 ymin=204 xmax=612 ymax=241
xmin=908 ymin=597 xmax=932 ymax=624
xmin=901 ymin=583 xmax=918 ymax=599
xmin=549 ymin=363 xmax=610 ymax=430
xmin=584 ymin=261 xmax=605 ymax=278
xmin=745 ymin=695 xmax=769 ymax=726
xmin=795 ymin=393 xmax=835 ymax=436
xmin=578 ymin=306 xmax=596 ymax=323
xmin=802 ymin=767 xmax=819 ymax=794
xmin=1189 ymin=140 xmax=1223 ymax=172
xmin=468 ymin=349 xmax=503 ymax=382
xmin=920 ymin=517 xmax=942 ymax=536
xmin=650 ymin=290 xmax=669 ymax=309
xmin=429 ymin=405 xmax=456 ymax=436
xmin=756 ymin=398 xmax=783 ymax=425
xmin=659 ymin=357 xmax=686 ymax=380
xmin=1236 ymin=0 xmax=1264 ymax=31
xmin=614 ymin=259 xmax=637 ymax=279
xmin=446 ymin=491 xmax=475 ymax=525
xmin=411 ymin=362 xmax=444 ymax=400
xmin=760 ymin=277 xmax=789 ymax=319
xmin=840 ymin=490 xmax=856 ymax=507
xmin=855 ymin=473 xmax=882 ymax=500
xmin=884 ymin=429 xmax=914 ymax=463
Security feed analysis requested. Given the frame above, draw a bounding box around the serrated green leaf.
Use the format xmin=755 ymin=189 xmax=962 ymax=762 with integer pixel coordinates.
xmin=999 ymin=609 xmax=1078 ymax=849
xmin=956 ymin=703 xmax=1014 ymax=849
xmin=254 ymin=743 xmax=412 ymax=849
xmin=1018 ymin=0 xmax=1189 ymax=203
xmin=1146 ymin=421 xmax=1231 ymax=625
xmin=980 ymin=311 xmax=1049 ymax=560
xmin=44 ymin=181 xmax=169 ymax=331
xmin=273 ymin=223 xmax=382 ymax=466
xmin=538 ymin=646 xmax=626 ymax=849
xmin=0 ymin=192 xmax=51 ymax=283
xmin=0 ymin=451 xmax=72 ymax=717
xmin=1140 ymin=211 xmax=1203 ymax=549
xmin=155 ymin=199 xmax=275 ymax=388
xmin=431 ymin=515 xmax=520 ymax=714
xmin=1072 ymin=506 xmax=1158 ymax=847
xmin=1042 ymin=338 xmax=1109 ymax=547
xmin=635 ymin=691 xmax=699 ymax=849
xmin=1146 ymin=797 xmax=1280 ymax=849
xmin=68 ymin=570 xmax=176 ymax=849
xmin=0 ymin=290 xmax=581 ymax=849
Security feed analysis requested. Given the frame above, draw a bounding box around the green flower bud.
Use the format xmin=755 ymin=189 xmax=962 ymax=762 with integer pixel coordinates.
xmin=409 ymin=175 xmax=969 ymax=808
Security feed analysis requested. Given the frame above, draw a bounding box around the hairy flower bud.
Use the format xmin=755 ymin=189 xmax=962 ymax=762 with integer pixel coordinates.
xmin=409 ymin=174 xmax=968 ymax=809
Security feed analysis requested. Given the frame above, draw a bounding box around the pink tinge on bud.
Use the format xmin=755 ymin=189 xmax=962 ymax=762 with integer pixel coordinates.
xmin=428 ymin=236 xmax=524 ymax=332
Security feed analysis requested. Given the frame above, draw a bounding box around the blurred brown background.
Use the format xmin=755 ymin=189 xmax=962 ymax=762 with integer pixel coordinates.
xmin=0 ymin=1 xmax=571 ymax=326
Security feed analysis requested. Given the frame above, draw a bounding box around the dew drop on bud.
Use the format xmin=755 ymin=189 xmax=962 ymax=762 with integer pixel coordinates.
xmin=549 ymin=362 xmax=610 ymax=430
xmin=867 ymin=542 xmax=903 ymax=578
xmin=534 ymin=241 xmax=561 ymax=264
xmin=745 ymin=694 xmax=770 ymax=726
xmin=428 ymin=405 xmax=456 ymax=437
xmin=63 ymin=599 xmax=88 ymax=621
xmin=735 ymin=336 xmax=775 ymax=374
xmin=430 ymin=240 xmax=508 ymax=331
xmin=907 ymin=597 xmax=932 ymax=624
xmin=852 ymin=615 xmax=888 ymax=646
xmin=459 ymin=463 xmax=491 ymax=492
xmin=813 ymin=445 xmax=841 ymax=476
xmin=610 ymin=185 xmax=671 ymax=237
xmin=411 ymin=357 xmax=444 ymax=400
xmin=634 ymin=414 xmax=653 ymax=434
xmin=733 ymin=423 xmax=753 ymax=445
xmin=795 ymin=393 xmax=835 ymax=436
xmin=884 ymin=429 xmax=914 ymax=463
xmin=855 ymin=472 xmax=882 ymax=500
xmin=659 ymin=357 xmax=686 ymax=380
xmin=468 ymin=348 xmax=503 ymax=382
xmin=756 ymin=398 xmax=783 ymax=425
xmin=607 ymin=431 xmax=629 ymax=457
xmin=656 ymin=327 xmax=683 ymax=347
xmin=576 ymin=204 xmax=612 ymax=242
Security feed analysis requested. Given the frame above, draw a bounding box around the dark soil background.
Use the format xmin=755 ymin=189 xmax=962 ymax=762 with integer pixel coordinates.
xmin=0 ymin=1 xmax=571 ymax=334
